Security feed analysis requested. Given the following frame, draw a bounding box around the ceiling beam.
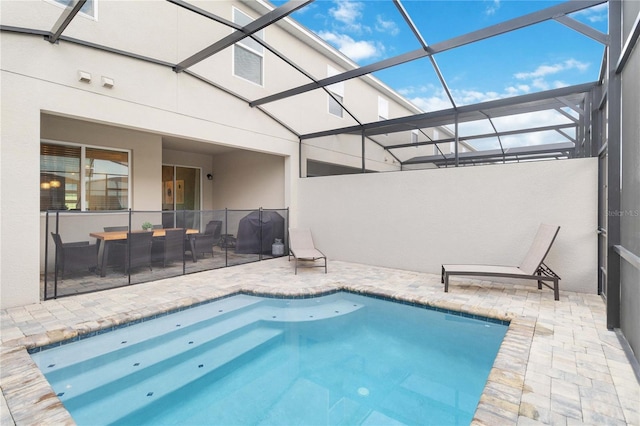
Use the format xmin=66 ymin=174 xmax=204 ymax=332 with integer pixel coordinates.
xmin=386 ymin=122 xmax=576 ymax=150
xmin=556 ymin=96 xmax=585 ymax=115
xmin=174 ymin=0 xmax=312 ymax=72
xmin=300 ymin=82 xmax=596 ymax=140
xmin=168 ymin=0 xmax=363 ymax=134
xmin=393 ymin=0 xmax=456 ymax=109
xmin=432 ymin=0 xmax=605 ymax=52
xmin=250 ymin=48 xmax=428 ymax=107
xmin=48 ymin=0 xmax=86 ymax=43
xmin=250 ymin=0 xmax=605 ymax=107
xmin=403 ymin=142 xmax=575 ymax=166
xmin=554 ymin=15 xmax=609 ymax=45
xmin=167 ymin=0 xmax=239 ymax=29
xmin=555 ymin=107 xmax=579 ymax=123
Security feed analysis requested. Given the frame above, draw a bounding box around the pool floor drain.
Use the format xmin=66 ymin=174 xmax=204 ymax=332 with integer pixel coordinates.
xmin=357 ymin=387 xmax=370 ymax=396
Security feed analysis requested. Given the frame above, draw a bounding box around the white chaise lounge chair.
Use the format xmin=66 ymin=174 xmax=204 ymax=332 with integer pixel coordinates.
xmin=288 ymin=228 xmax=327 ymax=274
xmin=441 ymin=223 xmax=561 ymax=300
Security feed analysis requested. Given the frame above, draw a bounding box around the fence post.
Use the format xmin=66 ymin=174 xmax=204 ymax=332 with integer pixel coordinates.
xmin=259 ymin=207 xmax=263 ymax=261
xmin=224 ymin=208 xmax=228 ymax=267
xmin=44 ymin=211 xmax=50 ymax=300
xmin=53 ymin=211 xmax=60 ymax=299
xmin=127 ymin=209 xmax=132 ymax=284
xmin=286 ymin=207 xmax=290 ymax=257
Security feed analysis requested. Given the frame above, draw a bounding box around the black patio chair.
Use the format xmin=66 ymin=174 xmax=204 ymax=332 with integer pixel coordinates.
xmin=50 ymin=233 xmax=98 ymax=279
xmin=186 ymin=220 xmax=222 ymax=260
xmin=103 ymin=226 xmax=128 ymax=267
xmin=152 ymin=228 xmax=186 ymax=267
xmin=103 ymin=226 xmax=129 ymax=232
xmin=120 ymin=231 xmax=153 ymax=273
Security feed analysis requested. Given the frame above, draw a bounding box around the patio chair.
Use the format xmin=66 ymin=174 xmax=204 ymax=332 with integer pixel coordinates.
xmin=121 ymin=231 xmax=153 ymax=273
xmin=103 ymin=226 xmax=129 ymax=266
xmin=186 ymin=220 xmax=221 ymax=260
xmin=50 ymin=233 xmax=98 ymax=279
xmin=103 ymin=226 xmax=128 ymax=232
xmin=153 ymin=228 xmax=186 ymax=267
xmin=288 ymin=228 xmax=327 ymax=274
xmin=441 ymin=223 xmax=561 ymax=300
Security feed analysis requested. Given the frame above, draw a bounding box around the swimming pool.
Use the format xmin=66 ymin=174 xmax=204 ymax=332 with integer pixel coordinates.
xmin=31 ymin=292 xmax=508 ymax=425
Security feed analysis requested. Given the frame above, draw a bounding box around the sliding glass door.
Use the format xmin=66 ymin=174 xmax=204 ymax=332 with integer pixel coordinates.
xmin=162 ymin=165 xmax=201 ymax=229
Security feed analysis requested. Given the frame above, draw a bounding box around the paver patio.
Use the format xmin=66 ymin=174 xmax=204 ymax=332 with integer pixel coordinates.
xmin=1 ymin=258 xmax=638 ymax=425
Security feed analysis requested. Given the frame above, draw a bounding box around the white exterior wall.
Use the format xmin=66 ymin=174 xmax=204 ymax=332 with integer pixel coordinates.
xmin=211 ymin=150 xmax=285 ymax=210
xmin=0 ymin=23 xmax=299 ymax=308
xmin=0 ymin=0 xmax=600 ymax=308
xmin=297 ymin=158 xmax=598 ymax=294
xmin=2 ymin=0 xmax=421 ymax=308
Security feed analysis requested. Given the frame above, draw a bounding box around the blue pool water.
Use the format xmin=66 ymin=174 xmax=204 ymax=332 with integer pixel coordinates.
xmin=31 ymin=292 xmax=508 ymax=425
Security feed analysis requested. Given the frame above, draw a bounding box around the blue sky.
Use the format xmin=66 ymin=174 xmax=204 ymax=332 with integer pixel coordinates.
xmin=271 ymin=0 xmax=608 ymax=113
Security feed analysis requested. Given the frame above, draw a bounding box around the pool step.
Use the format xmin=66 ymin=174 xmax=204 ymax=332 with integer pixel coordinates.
xmin=46 ymin=315 xmax=268 ymax=403
xmin=64 ymin=326 xmax=284 ymax=425
xmin=40 ymin=297 xmax=363 ymax=401
xmin=259 ymin=297 xmax=364 ymax=323
xmin=34 ymin=295 xmax=362 ymax=377
xmin=31 ymin=295 xmax=366 ymax=425
xmin=123 ymin=343 xmax=299 ymax=425
xmin=32 ymin=294 xmax=265 ymax=373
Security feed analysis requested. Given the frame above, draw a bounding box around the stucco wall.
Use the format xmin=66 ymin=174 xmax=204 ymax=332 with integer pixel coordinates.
xmin=211 ymin=150 xmax=285 ymax=210
xmin=297 ymin=158 xmax=598 ymax=294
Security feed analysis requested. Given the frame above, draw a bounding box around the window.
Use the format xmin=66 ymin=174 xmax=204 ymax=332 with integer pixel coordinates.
xmin=328 ymin=93 xmax=344 ymax=117
xmin=327 ymin=65 xmax=344 ymax=118
xmin=411 ymin=130 xmax=419 ymax=144
xmin=233 ymin=8 xmax=264 ymax=85
xmin=40 ymin=142 xmax=129 ymax=211
xmin=49 ymin=0 xmax=96 ymax=19
xmin=378 ymin=97 xmax=389 ymax=120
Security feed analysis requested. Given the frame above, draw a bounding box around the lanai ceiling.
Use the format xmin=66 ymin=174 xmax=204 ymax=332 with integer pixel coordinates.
xmin=2 ymin=0 xmax=609 ymax=167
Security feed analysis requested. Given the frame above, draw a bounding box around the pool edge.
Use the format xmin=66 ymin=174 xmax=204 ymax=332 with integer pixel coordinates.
xmin=3 ymin=284 xmax=528 ymax=425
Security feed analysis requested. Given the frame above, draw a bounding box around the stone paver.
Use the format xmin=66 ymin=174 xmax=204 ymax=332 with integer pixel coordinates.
xmin=1 ymin=259 xmax=638 ymax=425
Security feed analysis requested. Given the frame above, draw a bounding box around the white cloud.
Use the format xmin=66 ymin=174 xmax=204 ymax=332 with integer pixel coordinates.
xmin=552 ymin=80 xmax=568 ymax=89
xmin=485 ymin=0 xmax=501 ymax=16
xmin=406 ymin=87 xmax=505 ymax=112
xmin=514 ymin=59 xmax=589 ymax=80
xmin=313 ymin=1 xmax=399 ymax=62
xmin=531 ymin=78 xmax=550 ymax=91
xmin=375 ymin=15 xmax=399 ymax=36
xmin=505 ymin=85 xmax=531 ymax=96
xmin=572 ymin=3 xmax=608 ymax=23
xmin=409 ymin=95 xmax=452 ymax=112
xmin=318 ymin=31 xmax=381 ymax=61
xmin=329 ymin=0 xmax=365 ymax=33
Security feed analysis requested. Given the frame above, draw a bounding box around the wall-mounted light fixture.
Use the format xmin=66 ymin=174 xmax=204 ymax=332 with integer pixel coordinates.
xmin=78 ymin=70 xmax=91 ymax=83
xmin=49 ymin=180 xmax=61 ymax=188
xmin=40 ymin=182 xmax=51 ymax=190
xmin=101 ymin=76 xmax=114 ymax=88
xmin=206 ymin=173 xmax=213 ymax=180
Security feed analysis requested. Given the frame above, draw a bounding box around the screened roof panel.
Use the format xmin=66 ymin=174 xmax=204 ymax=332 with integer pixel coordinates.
xmin=4 ymin=0 xmax=607 ymax=165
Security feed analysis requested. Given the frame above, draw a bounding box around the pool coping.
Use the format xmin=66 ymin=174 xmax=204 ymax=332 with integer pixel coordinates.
xmin=1 ymin=282 xmax=528 ymax=425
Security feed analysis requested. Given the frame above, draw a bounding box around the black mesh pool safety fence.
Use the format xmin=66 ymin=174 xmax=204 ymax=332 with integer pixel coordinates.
xmin=43 ymin=208 xmax=289 ymax=300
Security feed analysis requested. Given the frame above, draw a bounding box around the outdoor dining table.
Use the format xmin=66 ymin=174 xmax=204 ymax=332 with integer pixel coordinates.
xmin=90 ymin=228 xmax=199 ymax=276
